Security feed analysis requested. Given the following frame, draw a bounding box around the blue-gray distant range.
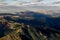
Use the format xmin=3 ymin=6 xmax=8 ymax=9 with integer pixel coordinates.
xmin=0 ymin=5 xmax=60 ymax=17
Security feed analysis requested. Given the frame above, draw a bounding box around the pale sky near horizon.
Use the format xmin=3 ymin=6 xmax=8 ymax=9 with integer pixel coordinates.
xmin=0 ymin=0 xmax=60 ymax=6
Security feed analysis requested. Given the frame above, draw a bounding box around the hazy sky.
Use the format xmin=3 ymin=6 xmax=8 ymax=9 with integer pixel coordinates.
xmin=0 ymin=0 xmax=60 ymax=6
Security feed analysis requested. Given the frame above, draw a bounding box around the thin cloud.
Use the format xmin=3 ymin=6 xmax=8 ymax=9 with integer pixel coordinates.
xmin=38 ymin=0 xmax=43 ymax=2
xmin=52 ymin=1 xmax=60 ymax=4
xmin=0 ymin=0 xmax=60 ymax=6
xmin=0 ymin=2 xmax=8 ymax=6
xmin=41 ymin=0 xmax=60 ymax=6
xmin=0 ymin=0 xmax=5 ymax=2
xmin=32 ymin=0 xmax=43 ymax=2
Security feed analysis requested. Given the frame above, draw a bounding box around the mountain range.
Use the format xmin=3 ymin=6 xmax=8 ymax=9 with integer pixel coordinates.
xmin=0 ymin=11 xmax=60 ymax=40
xmin=0 ymin=6 xmax=60 ymax=17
